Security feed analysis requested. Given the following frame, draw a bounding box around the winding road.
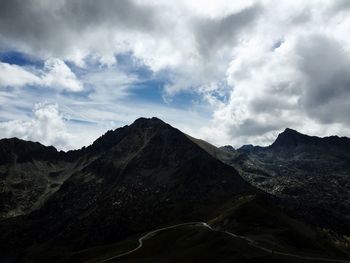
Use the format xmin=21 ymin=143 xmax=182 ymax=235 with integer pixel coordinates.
xmin=98 ymin=222 xmax=350 ymax=263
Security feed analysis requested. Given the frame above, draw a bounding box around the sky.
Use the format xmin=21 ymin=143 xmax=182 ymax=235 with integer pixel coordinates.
xmin=1 ymin=0 xmax=350 ymax=150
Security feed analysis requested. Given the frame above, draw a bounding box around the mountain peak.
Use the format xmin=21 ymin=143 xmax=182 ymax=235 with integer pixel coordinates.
xmin=237 ymin=144 xmax=255 ymax=153
xmin=219 ymin=145 xmax=236 ymax=153
xmin=282 ymin=128 xmax=299 ymax=134
xmin=132 ymin=117 xmax=166 ymax=127
xmin=87 ymin=117 xmax=168 ymax=153
xmin=271 ymin=128 xmax=311 ymax=148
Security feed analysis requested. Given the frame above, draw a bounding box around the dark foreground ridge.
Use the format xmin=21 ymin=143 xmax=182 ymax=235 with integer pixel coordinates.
xmin=0 ymin=118 xmax=349 ymax=262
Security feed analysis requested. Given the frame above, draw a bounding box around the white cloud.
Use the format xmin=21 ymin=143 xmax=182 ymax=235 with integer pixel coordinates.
xmin=200 ymin=0 xmax=350 ymax=147
xmin=83 ymin=68 xmax=138 ymax=101
xmin=0 ymin=0 xmax=260 ymax=96
xmin=0 ymin=59 xmax=83 ymax=92
xmin=0 ymin=103 xmax=74 ymax=150
xmin=1 ymin=0 xmax=350 ymax=148
xmin=42 ymin=58 xmax=83 ymax=92
xmin=0 ymin=62 xmax=41 ymax=87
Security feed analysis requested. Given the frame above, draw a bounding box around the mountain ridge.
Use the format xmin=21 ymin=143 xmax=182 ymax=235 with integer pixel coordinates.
xmin=270 ymin=128 xmax=350 ymax=149
xmin=208 ymin=128 xmax=350 ymax=235
xmin=0 ymin=117 xmax=260 ymax=260
xmin=0 ymin=118 xmax=349 ymax=262
xmin=3 ymin=124 xmax=349 ymax=157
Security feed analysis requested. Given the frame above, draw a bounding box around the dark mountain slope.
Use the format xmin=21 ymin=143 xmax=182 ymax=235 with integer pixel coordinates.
xmin=0 ymin=117 xmax=256 ymax=261
xmin=0 ymin=138 xmax=63 ymax=165
xmin=0 ymin=138 xmax=79 ymax=218
xmin=196 ymin=129 xmax=350 ymax=235
xmin=1 ymin=120 xmax=349 ymax=262
xmin=27 ymin=195 xmax=349 ymax=263
xmin=271 ymin=128 xmax=350 ymax=150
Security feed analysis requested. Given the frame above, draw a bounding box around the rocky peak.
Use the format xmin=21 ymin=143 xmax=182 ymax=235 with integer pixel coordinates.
xmin=270 ymin=128 xmax=350 ymax=151
xmin=131 ymin=117 xmax=166 ymax=127
xmin=237 ymin=144 xmax=255 ymax=153
xmin=219 ymin=145 xmax=236 ymax=153
xmin=87 ymin=117 xmax=169 ymax=153
xmin=270 ymin=128 xmax=316 ymax=148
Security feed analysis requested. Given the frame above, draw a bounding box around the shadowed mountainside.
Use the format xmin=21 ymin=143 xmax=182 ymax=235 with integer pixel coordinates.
xmin=0 ymin=119 xmax=349 ymax=262
xmin=0 ymin=118 xmax=257 ymax=261
xmin=189 ymin=128 xmax=350 ymax=235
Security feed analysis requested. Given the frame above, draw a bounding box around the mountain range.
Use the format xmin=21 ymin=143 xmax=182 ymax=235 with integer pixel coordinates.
xmin=0 ymin=117 xmax=349 ymax=263
xmin=218 ymin=128 xmax=350 ymax=234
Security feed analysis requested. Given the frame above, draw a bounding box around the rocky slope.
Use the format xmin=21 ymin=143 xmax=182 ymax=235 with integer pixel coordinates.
xmin=0 ymin=138 xmax=78 ymax=218
xmin=212 ymin=128 xmax=350 ymax=235
xmin=0 ymin=117 xmax=257 ymax=261
xmin=1 ymin=119 xmax=349 ymax=262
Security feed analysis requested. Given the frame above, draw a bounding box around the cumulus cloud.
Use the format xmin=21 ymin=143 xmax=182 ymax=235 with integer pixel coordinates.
xmin=0 ymin=58 xmax=82 ymax=91
xmin=296 ymin=34 xmax=350 ymax=124
xmin=0 ymin=103 xmax=73 ymax=150
xmin=1 ymin=0 xmax=350 ymax=148
xmin=0 ymin=0 xmax=160 ymax=65
xmin=199 ymin=1 xmax=350 ymax=147
xmin=42 ymin=58 xmax=83 ymax=92
xmin=194 ymin=4 xmax=261 ymax=58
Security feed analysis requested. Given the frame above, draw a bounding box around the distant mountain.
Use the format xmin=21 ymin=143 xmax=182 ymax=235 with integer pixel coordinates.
xmin=236 ymin=144 xmax=255 ymax=153
xmin=271 ymin=128 xmax=350 ymax=149
xmin=0 ymin=120 xmax=349 ymax=262
xmin=210 ymin=129 xmax=350 ymax=235
xmin=219 ymin=145 xmax=236 ymax=153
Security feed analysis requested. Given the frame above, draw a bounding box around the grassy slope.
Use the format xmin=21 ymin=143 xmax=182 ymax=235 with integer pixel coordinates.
xmin=25 ymin=195 xmax=349 ymax=263
xmin=99 ymin=225 xmax=269 ymax=263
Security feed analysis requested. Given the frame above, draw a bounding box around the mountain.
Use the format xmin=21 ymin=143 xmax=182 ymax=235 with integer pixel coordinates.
xmin=0 ymin=118 xmax=255 ymax=261
xmin=0 ymin=120 xmax=349 ymax=262
xmin=0 ymin=138 xmax=76 ymax=218
xmin=210 ymin=128 xmax=350 ymax=235
xmin=271 ymin=128 xmax=350 ymax=149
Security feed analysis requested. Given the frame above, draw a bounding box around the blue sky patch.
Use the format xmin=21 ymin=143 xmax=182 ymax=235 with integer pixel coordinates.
xmin=0 ymin=50 xmax=43 ymax=67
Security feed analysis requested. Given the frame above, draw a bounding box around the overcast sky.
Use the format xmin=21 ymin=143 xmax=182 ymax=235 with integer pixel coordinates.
xmin=1 ymin=0 xmax=350 ymax=150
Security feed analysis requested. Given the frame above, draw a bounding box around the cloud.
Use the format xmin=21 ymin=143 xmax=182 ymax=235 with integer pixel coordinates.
xmin=42 ymin=58 xmax=83 ymax=92
xmin=1 ymin=0 xmax=350 ymax=149
xmin=83 ymin=67 xmax=138 ymax=101
xmin=0 ymin=62 xmax=41 ymax=87
xmin=0 ymin=103 xmax=73 ymax=150
xmin=0 ymin=0 xmax=160 ymax=65
xmin=0 ymin=59 xmax=82 ymax=92
xmin=295 ymin=34 xmax=350 ymax=124
xmin=0 ymin=0 xmax=262 ymax=108
xmin=194 ymin=4 xmax=261 ymax=58
xmin=200 ymin=1 xmax=350 ymax=147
